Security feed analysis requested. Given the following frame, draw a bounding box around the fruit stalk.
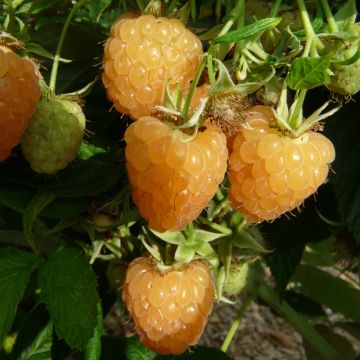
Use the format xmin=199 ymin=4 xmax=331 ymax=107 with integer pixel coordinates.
xmin=319 ymin=0 xmax=338 ymax=33
xmin=296 ymin=0 xmax=324 ymax=57
xmin=220 ymin=292 xmax=255 ymax=352
xmin=49 ymin=0 xmax=89 ymax=92
xmin=255 ymin=279 xmax=342 ymax=360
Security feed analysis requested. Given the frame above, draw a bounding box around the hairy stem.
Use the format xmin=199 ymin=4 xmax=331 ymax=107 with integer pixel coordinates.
xmin=221 ymin=293 xmax=254 ymax=352
xmin=49 ymin=0 xmax=89 ymax=93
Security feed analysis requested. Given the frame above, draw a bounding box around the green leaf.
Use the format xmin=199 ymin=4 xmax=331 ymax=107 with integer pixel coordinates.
xmin=325 ymin=97 xmax=360 ymax=242
xmin=334 ymin=0 xmax=357 ymax=31
xmin=302 ymin=237 xmax=336 ymax=267
xmin=19 ymin=322 xmax=53 ymax=360
xmin=84 ymin=302 xmax=103 ymax=360
xmin=283 ymin=291 xmax=326 ymax=318
xmin=0 ymin=249 xmax=41 ymax=344
xmin=84 ymin=0 xmax=112 ymax=23
xmin=266 ymin=244 xmax=305 ymax=294
xmin=23 ymin=191 xmax=57 ymax=248
xmin=292 ymin=265 xmax=360 ymax=321
xmin=38 ymin=247 xmax=99 ymax=350
xmin=304 ymin=324 xmax=356 ymax=360
xmin=12 ymin=304 xmax=50 ymax=360
xmin=26 ymin=42 xmax=71 ymax=63
xmin=30 ymin=0 xmax=65 ymax=15
xmin=101 ymin=336 xmax=155 ymax=360
xmin=213 ymin=18 xmax=281 ymax=44
xmin=287 ymin=57 xmax=330 ymax=90
xmin=263 ymin=202 xmax=329 ymax=294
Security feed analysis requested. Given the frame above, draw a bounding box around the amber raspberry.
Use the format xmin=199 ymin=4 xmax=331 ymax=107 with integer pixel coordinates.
xmin=123 ymin=256 xmax=215 ymax=355
xmin=102 ymin=14 xmax=203 ymax=120
xmin=229 ymin=105 xmax=335 ymax=223
xmin=0 ymin=46 xmax=40 ymax=161
xmin=21 ymin=97 xmax=86 ymax=174
xmin=125 ymin=116 xmax=228 ymax=232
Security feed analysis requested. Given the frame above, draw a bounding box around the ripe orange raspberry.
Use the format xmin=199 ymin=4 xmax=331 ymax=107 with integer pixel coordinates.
xmin=229 ymin=105 xmax=335 ymax=222
xmin=0 ymin=46 xmax=40 ymax=161
xmin=102 ymin=14 xmax=203 ymax=120
xmin=125 ymin=116 xmax=228 ymax=232
xmin=123 ymin=256 xmax=215 ymax=355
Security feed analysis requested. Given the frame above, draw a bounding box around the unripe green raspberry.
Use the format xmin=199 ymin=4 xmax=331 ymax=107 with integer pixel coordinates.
xmin=21 ymin=97 xmax=86 ymax=174
xmin=326 ymin=25 xmax=360 ymax=96
xmin=328 ymin=58 xmax=360 ymax=95
xmin=223 ymin=262 xmax=249 ymax=296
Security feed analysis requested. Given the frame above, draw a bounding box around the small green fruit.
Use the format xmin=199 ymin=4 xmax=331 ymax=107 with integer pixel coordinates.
xmin=21 ymin=97 xmax=86 ymax=174
xmin=328 ymin=59 xmax=360 ymax=96
xmin=223 ymin=262 xmax=250 ymax=296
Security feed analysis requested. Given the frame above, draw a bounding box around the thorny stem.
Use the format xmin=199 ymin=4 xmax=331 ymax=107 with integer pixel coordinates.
xmin=320 ymin=0 xmax=338 ymax=33
xmin=49 ymin=0 xmax=89 ymax=93
xmin=221 ymin=293 xmax=255 ymax=352
xmin=256 ymin=280 xmax=342 ymax=360
xmin=296 ymin=0 xmax=324 ymax=57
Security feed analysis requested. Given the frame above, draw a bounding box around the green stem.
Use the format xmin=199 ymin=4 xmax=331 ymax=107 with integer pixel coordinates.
xmin=182 ymin=59 xmax=206 ymax=119
xmin=270 ymin=0 xmax=282 ymax=17
xmin=167 ymin=0 xmax=179 ymax=14
xmin=198 ymin=216 xmax=232 ymax=235
xmin=221 ymin=293 xmax=254 ymax=352
xmin=215 ymin=0 xmax=222 ymax=24
xmin=6 ymin=0 xmax=15 ymax=34
xmin=182 ymin=0 xmax=244 ymax=118
xmin=319 ymin=0 xmax=338 ymax=33
xmin=255 ymin=280 xmax=342 ymax=360
xmin=297 ymin=0 xmax=324 ymax=57
xmin=207 ymin=54 xmax=216 ymax=85
xmin=49 ymin=0 xmax=89 ymax=93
